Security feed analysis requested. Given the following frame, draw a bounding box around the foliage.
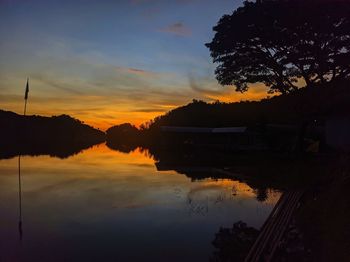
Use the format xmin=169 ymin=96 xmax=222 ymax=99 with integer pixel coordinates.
xmin=206 ymin=0 xmax=350 ymax=94
xmin=0 ymin=110 xmax=105 ymax=158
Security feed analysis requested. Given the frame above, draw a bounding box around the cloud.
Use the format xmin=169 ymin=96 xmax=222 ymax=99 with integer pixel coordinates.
xmin=129 ymin=0 xmax=155 ymax=5
xmin=176 ymin=0 xmax=197 ymax=3
xmin=140 ymin=7 xmax=160 ymax=19
xmin=127 ymin=67 xmax=149 ymax=74
xmin=0 ymin=34 xmax=268 ymax=130
xmin=31 ymin=73 xmax=84 ymax=95
xmin=131 ymin=106 xmax=171 ymax=113
xmin=130 ymin=0 xmax=196 ymax=5
xmin=114 ymin=66 xmax=158 ymax=77
xmin=159 ymin=22 xmax=192 ymax=36
xmin=188 ymin=74 xmax=269 ymax=103
xmin=188 ymin=74 xmax=236 ymax=99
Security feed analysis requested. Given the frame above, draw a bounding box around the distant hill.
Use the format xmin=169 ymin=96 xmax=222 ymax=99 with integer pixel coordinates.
xmin=143 ymin=81 xmax=350 ymax=132
xmin=106 ymin=123 xmax=140 ymax=153
xmin=0 ymin=110 xmax=106 ymax=159
xmin=106 ymin=80 xmax=350 ymax=151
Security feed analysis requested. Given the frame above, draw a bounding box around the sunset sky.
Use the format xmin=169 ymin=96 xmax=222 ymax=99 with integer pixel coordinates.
xmin=0 ymin=0 xmax=268 ymax=130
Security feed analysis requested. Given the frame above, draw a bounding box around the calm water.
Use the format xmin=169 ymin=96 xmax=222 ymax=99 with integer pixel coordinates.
xmin=0 ymin=144 xmax=280 ymax=262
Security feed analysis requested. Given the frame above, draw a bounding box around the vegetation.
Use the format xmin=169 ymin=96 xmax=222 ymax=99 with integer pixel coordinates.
xmin=0 ymin=110 xmax=105 ymax=159
xmin=104 ymin=80 xmax=350 ymax=152
xmin=206 ymin=0 xmax=350 ymax=94
xmin=142 ymin=81 xmax=349 ymax=129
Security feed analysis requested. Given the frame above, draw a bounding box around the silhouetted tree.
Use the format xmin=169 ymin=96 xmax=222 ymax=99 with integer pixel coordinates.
xmin=0 ymin=110 xmax=105 ymax=159
xmin=206 ymin=0 xmax=350 ymax=94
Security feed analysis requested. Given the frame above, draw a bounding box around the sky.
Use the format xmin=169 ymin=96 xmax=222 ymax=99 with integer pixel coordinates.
xmin=0 ymin=0 xmax=268 ymax=130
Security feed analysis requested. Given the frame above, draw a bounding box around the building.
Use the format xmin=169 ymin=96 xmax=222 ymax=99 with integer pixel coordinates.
xmin=160 ymin=126 xmax=265 ymax=151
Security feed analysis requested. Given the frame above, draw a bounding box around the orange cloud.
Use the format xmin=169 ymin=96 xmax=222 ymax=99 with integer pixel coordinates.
xmin=0 ymin=68 xmax=271 ymax=132
xmin=0 ymin=84 xmax=270 ymax=132
xmin=115 ymin=66 xmax=157 ymax=77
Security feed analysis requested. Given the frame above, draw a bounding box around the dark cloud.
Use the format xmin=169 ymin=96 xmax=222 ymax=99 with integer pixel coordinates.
xmin=159 ymin=22 xmax=192 ymax=36
xmin=131 ymin=107 xmax=168 ymax=113
xmin=31 ymin=73 xmax=84 ymax=95
xmin=189 ymin=75 xmax=225 ymax=96
xmin=129 ymin=0 xmax=155 ymax=5
xmin=140 ymin=7 xmax=160 ymax=19
xmin=131 ymin=0 xmax=195 ymax=5
xmin=126 ymin=67 xmax=156 ymax=76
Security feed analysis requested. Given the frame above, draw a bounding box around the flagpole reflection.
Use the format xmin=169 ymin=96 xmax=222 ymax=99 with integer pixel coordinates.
xmin=18 ymin=77 xmax=29 ymax=241
xmin=18 ymin=155 xmax=23 ymax=241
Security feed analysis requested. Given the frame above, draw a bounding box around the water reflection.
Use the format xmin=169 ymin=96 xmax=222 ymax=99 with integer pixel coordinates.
xmin=0 ymin=144 xmax=280 ymax=262
xmin=18 ymin=155 xmax=23 ymax=241
xmin=0 ymin=141 xmax=99 ymax=159
xmin=210 ymin=221 xmax=259 ymax=262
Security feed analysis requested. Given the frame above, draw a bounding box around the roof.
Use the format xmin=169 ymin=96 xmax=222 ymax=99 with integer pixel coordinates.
xmin=212 ymin=127 xmax=247 ymax=133
xmin=160 ymin=126 xmax=247 ymax=133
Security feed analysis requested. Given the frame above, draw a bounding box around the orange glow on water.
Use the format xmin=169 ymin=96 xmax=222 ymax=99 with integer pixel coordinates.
xmin=0 ymin=143 xmax=280 ymax=205
xmin=0 ymin=143 xmax=281 ymax=262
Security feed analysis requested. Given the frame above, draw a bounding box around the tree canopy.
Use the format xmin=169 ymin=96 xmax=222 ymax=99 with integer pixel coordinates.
xmin=206 ymin=0 xmax=350 ymax=94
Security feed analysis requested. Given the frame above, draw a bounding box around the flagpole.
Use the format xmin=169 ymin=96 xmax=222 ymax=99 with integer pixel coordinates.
xmin=23 ymin=77 xmax=29 ymax=116
xmin=23 ymin=100 xmax=27 ymax=116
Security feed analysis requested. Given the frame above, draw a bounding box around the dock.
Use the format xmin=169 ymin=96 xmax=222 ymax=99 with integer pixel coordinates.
xmin=245 ymin=190 xmax=304 ymax=262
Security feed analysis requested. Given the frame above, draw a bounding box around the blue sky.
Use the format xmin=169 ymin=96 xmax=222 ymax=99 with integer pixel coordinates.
xmin=0 ymin=0 xmax=267 ymax=129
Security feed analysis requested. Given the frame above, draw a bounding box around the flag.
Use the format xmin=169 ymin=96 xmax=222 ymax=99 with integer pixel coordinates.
xmin=24 ymin=78 xmax=29 ymax=100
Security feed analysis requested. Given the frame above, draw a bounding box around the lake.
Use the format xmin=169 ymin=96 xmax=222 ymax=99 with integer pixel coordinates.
xmin=0 ymin=143 xmax=280 ymax=262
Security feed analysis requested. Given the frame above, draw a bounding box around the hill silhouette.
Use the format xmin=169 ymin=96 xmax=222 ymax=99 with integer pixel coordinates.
xmin=2 ymin=80 xmax=349 ymax=158
xmin=105 ymin=80 xmax=350 ymax=152
xmin=0 ymin=110 xmax=105 ymax=159
xmin=106 ymin=123 xmax=140 ymax=153
xmin=143 ymin=81 xmax=350 ymax=132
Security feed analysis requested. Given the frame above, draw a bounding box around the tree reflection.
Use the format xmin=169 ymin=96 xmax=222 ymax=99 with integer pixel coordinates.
xmin=210 ymin=221 xmax=259 ymax=262
xmin=254 ymin=188 xmax=268 ymax=202
xmin=0 ymin=111 xmax=105 ymax=159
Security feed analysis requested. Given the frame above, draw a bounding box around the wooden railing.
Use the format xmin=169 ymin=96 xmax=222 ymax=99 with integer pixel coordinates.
xmin=245 ymin=191 xmax=304 ymax=262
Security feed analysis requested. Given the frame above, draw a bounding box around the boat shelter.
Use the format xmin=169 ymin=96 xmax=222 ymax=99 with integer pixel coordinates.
xmin=160 ymin=126 xmax=263 ymax=150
